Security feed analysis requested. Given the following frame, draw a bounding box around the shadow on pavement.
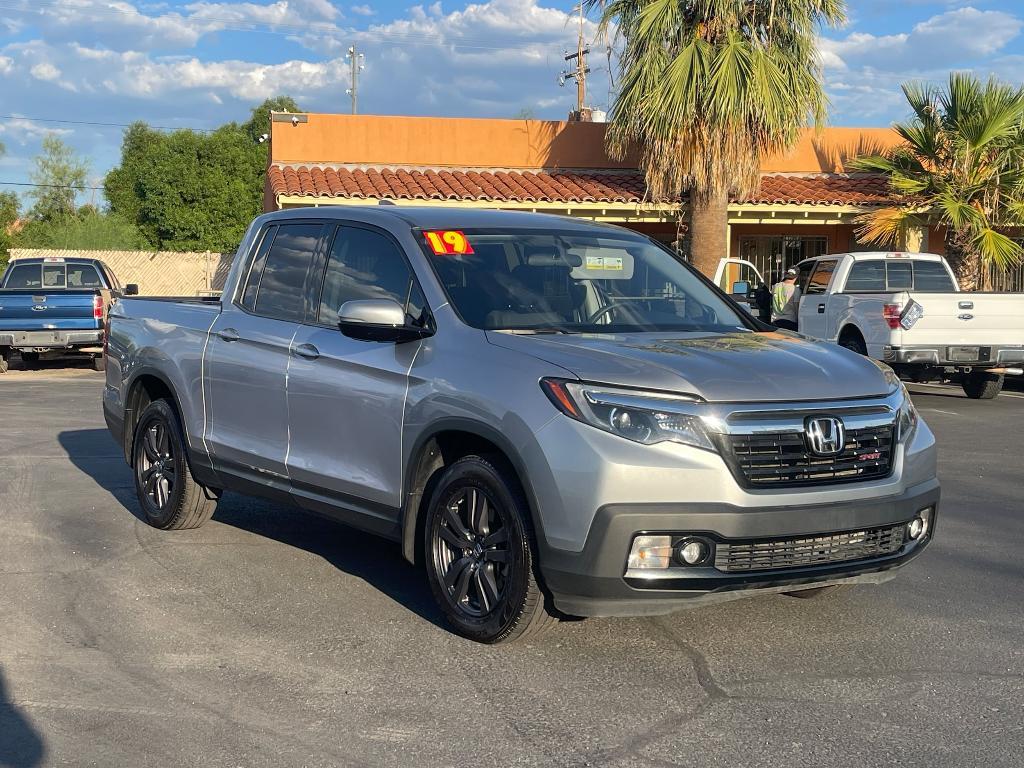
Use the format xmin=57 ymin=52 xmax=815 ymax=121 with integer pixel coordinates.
xmin=57 ymin=429 xmax=447 ymax=632
xmin=0 ymin=672 xmax=45 ymax=768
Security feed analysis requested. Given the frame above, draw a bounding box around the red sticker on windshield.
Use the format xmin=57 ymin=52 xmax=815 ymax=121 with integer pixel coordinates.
xmin=424 ymin=230 xmax=474 ymax=255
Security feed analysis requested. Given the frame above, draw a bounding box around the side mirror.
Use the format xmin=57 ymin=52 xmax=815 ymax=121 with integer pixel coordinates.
xmin=338 ymin=298 xmax=431 ymax=343
xmin=124 ymin=284 xmax=139 ymax=296
xmin=731 ymin=280 xmax=750 ymax=296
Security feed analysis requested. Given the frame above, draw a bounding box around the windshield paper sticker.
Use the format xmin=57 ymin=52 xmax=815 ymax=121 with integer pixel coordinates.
xmin=585 ymin=255 xmax=624 ymax=271
xmin=424 ymin=230 xmax=475 ymax=255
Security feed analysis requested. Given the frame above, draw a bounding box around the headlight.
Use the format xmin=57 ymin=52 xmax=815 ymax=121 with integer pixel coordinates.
xmin=541 ymin=379 xmax=716 ymax=451
xmin=897 ymin=386 xmax=918 ymax=441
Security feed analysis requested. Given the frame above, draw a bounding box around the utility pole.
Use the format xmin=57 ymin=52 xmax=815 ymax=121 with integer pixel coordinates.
xmin=558 ymin=4 xmax=590 ymax=118
xmin=346 ymin=45 xmax=365 ymax=114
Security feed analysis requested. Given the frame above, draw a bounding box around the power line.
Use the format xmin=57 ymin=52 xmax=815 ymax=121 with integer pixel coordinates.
xmin=0 ymin=114 xmax=214 ymax=132
xmin=0 ymin=181 xmax=104 ymax=190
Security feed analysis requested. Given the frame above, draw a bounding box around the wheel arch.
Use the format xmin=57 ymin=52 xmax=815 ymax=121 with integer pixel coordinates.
xmin=401 ymin=419 xmax=545 ymax=566
xmin=837 ymin=323 xmax=866 ymax=345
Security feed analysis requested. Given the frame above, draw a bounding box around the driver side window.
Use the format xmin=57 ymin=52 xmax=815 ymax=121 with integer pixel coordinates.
xmin=317 ymin=225 xmax=426 ymax=327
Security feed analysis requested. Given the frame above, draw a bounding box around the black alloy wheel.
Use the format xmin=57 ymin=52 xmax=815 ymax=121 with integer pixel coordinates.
xmin=432 ymin=485 xmax=510 ymax=618
xmin=136 ymin=417 xmax=176 ymax=512
xmin=424 ymin=455 xmax=555 ymax=643
xmin=131 ymin=399 xmax=218 ymax=530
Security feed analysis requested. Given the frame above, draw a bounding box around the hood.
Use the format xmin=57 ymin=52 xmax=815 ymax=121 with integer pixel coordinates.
xmin=487 ymin=330 xmax=892 ymax=403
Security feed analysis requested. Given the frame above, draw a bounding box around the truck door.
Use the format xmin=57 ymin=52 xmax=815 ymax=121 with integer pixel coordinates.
xmin=798 ymin=258 xmax=839 ymax=339
xmin=285 ymin=223 xmax=426 ymax=529
xmin=204 ymin=222 xmax=326 ymax=493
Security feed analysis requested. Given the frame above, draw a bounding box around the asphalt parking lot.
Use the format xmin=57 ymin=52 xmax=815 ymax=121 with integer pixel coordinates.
xmin=1 ymin=364 xmax=1022 ymax=768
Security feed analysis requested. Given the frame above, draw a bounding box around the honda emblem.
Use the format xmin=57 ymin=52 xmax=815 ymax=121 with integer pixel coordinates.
xmin=805 ymin=416 xmax=845 ymax=456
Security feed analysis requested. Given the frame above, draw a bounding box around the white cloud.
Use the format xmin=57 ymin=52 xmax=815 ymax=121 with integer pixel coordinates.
xmin=351 ymin=4 xmax=373 ymax=15
xmin=30 ymin=62 xmax=61 ymax=81
xmin=0 ymin=116 xmax=73 ymax=144
xmin=821 ymin=6 xmax=1024 ymax=123
xmin=821 ymin=7 xmax=1022 ymax=73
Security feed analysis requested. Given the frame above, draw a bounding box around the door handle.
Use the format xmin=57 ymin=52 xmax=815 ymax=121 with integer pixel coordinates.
xmin=217 ymin=328 xmax=240 ymax=342
xmin=293 ymin=343 xmax=320 ymax=360
xmin=817 ymin=303 xmax=825 ymax=314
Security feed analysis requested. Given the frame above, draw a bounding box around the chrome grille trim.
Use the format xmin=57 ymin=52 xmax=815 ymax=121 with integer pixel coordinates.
xmin=715 ymin=524 xmax=907 ymax=572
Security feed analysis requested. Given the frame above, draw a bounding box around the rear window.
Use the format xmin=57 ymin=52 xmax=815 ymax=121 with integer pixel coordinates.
xmin=2 ymin=262 xmax=104 ymax=289
xmin=843 ymin=259 xmax=955 ymax=292
xmin=3 ymin=263 xmax=43 ymax=289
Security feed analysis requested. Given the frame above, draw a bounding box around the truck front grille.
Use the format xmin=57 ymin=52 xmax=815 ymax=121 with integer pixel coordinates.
xmin=722 ymin=425 xmax=895 ymax=488
xmin=715 ymin=524 xmax=906 ymax=573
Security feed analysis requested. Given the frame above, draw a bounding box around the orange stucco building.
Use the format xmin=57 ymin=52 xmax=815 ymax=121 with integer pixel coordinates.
xmin=264 ymin=112 xmax=924 ymax=284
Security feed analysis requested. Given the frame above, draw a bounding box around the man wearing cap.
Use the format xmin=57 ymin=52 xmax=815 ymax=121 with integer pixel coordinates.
xmin=771 ymin=268 xmax=801 ymax=331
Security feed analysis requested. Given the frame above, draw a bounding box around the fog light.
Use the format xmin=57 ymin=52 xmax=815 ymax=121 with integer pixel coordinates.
xmin=907 ymin=517 xmax=924 ymax=540
xmin=676 ymin=538 xmax=712 ymax=566
xmin=627 ymin=535 xmax=672 ymax=570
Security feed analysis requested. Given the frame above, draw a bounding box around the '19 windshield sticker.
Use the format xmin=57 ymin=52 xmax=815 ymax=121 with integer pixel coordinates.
xmin=424 ymin=230 xmax=475 ymax=255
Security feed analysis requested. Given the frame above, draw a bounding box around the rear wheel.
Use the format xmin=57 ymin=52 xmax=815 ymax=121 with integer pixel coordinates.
xmin=962 ymin=370 xmax=1003 ymax=399
xmin=20 ymin=351 xmax=40 ymax=369
xmin=132 ymin=399 xmax=218 ymax=530
xmin=424 ymin=455 xmax=555 ymax=643
xmin=837 ymin=329 xmax=867 ymax=356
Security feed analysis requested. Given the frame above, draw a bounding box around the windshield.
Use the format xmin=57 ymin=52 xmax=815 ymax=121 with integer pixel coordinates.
xmin=421 ymin=228 xmax=749 ymax=334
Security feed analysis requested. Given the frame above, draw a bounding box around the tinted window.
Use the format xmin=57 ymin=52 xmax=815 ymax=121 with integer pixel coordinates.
xmin=254 ymin=223 xmax=322 ymax=320
xmin=3 ymin=264 xmax=42 ymax=289
xmin=887 ymin=261 xmax=913 ymax=290
xmin=804 ymin=260 xmax=838 ymax=295
xmin=240 ymin=225 xmax=278 ymax=310
xmin=795 ymin=260 xmax=816 ymax=291
xmin=67 ymin=264 xmax=103 ymax=288
xmin=912 ymin=260 xmax=955 ymax=291
xmin=43 ymin=264 xmax=65 ymax=288
xmin=318 ymin=226 xmax=425 ymax=326
xmin=845 ymin=260 xmax=886 ymax=291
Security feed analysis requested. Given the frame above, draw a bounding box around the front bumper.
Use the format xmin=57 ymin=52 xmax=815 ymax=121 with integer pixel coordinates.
xmin=540 ymin=479 xmax=939 ymax=617
xmin=884 ymin=343 xmax=1024 ymax=369
xmin=0 ymin=329 xmax=103 ymax=350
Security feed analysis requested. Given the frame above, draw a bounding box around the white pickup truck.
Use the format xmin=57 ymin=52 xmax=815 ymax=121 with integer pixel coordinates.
xmin=716 ymin=252 xmax=1024 ymax=399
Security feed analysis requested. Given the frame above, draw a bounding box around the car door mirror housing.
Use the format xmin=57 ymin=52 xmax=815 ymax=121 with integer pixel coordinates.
xmin=124 ymin=283 xmax=139 ymax=296
xmin=731 ymin=280 xmax=750 ymax=296
xmin=338 ymin=298 xmax=432 ymax=343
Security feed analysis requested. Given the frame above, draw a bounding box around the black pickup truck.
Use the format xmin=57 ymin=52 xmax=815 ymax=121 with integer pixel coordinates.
xmin=0 ymin=256 xmax=137 ymax=372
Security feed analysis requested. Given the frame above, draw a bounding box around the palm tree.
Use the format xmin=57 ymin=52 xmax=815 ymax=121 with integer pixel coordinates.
xmin=850 ymin=73 xmax=1024 ymax=290
xmin=591 ymin=0 xmax=845 ymax=277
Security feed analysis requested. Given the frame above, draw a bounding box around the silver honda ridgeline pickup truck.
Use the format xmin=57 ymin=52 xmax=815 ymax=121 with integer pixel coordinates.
xmin=103 ymin=207 xmax=939 ymax=643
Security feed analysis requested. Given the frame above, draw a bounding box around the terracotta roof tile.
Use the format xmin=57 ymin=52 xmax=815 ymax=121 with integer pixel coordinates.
xmin=269 ymin=165 xmax=891 ymax=207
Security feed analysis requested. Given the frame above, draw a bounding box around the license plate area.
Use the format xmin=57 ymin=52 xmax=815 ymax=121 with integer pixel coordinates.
xmin=948 ymin=346 xmax=982 ymax=362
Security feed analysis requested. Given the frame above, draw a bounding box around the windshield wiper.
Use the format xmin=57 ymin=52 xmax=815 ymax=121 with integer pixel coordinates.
xmin=492 ymin=326 xmax=571 ymax=335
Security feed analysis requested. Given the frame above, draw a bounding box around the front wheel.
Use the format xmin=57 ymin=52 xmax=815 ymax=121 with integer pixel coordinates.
xmin=424 ymin=455 xmax=555 ymax=643
xmin=132 ymin=399 xmax=218 ymax=529
xmin=962 ymin=370 xmax=1003 ymax=400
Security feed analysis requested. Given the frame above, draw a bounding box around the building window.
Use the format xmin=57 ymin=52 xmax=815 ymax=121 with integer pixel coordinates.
xmin=737 ymin=235 xmax=828 ymax=286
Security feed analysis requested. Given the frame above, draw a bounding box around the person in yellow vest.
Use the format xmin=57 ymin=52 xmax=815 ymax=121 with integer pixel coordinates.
xmin=771 ymin=268 xmax=801 ymax=331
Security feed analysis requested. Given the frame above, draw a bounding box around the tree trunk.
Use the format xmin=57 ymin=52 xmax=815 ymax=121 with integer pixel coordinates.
xmin=944 ymin=229 xmax=982 ymax=291
xmin=689 ymin=187 xmax=730 ymax=279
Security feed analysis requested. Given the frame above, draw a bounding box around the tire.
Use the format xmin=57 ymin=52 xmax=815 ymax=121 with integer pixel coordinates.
xmin=21 ymin=351 xmax=40 ymax=369
xmin=132 ymin=399 xmax=218 ymax=530
xmin=837 ymin=329 xmax=867 ymax=356
xmin=783 ymin=585 xmax=848 ymax=599
xmin=91 ymin=355 xmax=106 ymax=372
xmin=423 ymin=455 xmax=556 ymax=644
xmin=962 ymin=371 xmax=1003 ymax=400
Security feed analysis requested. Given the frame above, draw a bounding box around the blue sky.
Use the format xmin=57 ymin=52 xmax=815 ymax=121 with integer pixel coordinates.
xmin=1 ymin=0 xmax=1023 ymax=201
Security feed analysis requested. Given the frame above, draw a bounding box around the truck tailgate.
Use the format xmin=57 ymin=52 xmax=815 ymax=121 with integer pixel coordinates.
xmin=0 ymin=290 xmax=100 ymax=331
xmin=902 ymin=292 xmax=1024 ymax=347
